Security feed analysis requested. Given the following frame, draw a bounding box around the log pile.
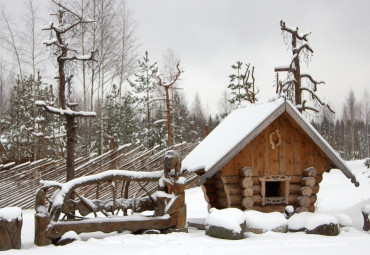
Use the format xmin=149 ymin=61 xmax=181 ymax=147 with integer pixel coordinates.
xmin=239 ymin=167 xmax=254 ymax=209
xmin=296 ymin=167 xmax=318 ymax=212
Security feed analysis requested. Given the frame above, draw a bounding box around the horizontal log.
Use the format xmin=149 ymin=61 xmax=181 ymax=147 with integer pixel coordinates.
xmin=216 ymin=198 xmax=228 ymax=208
xmin=250 ymin=204 xmax=286 ymax=213
xmin=299 ymin=186 xmax=312 ymax=196
xmin=240 ymin=177 xmax=253 ymax=188
xmin=201 ymin=184 xmax=217 ymax=193
xmin=309 ymin=194 xmax=317 ymax=204
xmin=307 ymin=204 xmax=315 ymax=212
xmin=252 ymin=177 xmax=261 ymax=185
xmin=242 ymin=197 xmax=254 ymax=208
xmin=311 ymin=184 xmax=320 ymax=194
xmin=303 ymin=167 xmax=317 ymax=177
xmin=214 ymin=172 xmax=222 ymax=179
xmin=251 ymin=185 xmax=261 ymax=194
xmin=227 ymin=194 xmax=242 ymax=205
xmin=240 ymin=167 xmax=253 ymax=177
xmin=215 ymin=181 xmax=224 ymax=189
xmin=301 ymin=177 xmax=315 ymax=187
xmin=216 ymin=189 xmax=226 ymax=197
xmin=290 ymin=176 xmax=302 ymax=184
xmin=251 ymin=195 xmax=263 ymax=205
xmin=224 ymin=184 xmax=241 ymax=195
xmin=297 ymin=196 xmax=310 ymax=208
xmin=204 ymin=192 xmax=218 ymax=203
xmin=315 ymin=175 xmax=323 ymax=184
xmin=46 ymin=214 xmax=177 ymax=239
xmin=221 ymin=175 xmax=239 ymax=184
xmin=204 ymin=177 xmax=217 ymax=184
xmin=242 ymin=187 xmax=253 ymax=197
xmin=288 ymin=194 xmax=299 ymax=204
xmin=289 ymin=184 xmax=301 ymax=194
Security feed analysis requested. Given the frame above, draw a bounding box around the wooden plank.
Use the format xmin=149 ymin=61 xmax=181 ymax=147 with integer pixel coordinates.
xmin=285 ymin=118 xmax=294 ymax=176
xmin=279 ymin=117 xmax=286 ymax=175
xmin=256 ymin=133 xmax=265 ymax=176
xmin=264 ymin=127 xmax=271 ymax=176
xmin=292 ymin=126 xmax=300 ymax=175
xmin=46 ymin=214 xmax=177 ymax=239
xmin=251 ymin=140 xmax=258 ymax=176
xmin=199 ymin=102 xmax=286 ymax=184
xmin=270 ymin=120 xmax=280 ymax=175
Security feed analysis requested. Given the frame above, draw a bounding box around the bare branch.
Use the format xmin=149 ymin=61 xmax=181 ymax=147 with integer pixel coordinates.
xmin=300 ymin=87 xmax=335 ymax=113
xmin=36 ymin=100 xmax=96 ymax=118
xmin=301 ymin=74 xmax=325 ymax=91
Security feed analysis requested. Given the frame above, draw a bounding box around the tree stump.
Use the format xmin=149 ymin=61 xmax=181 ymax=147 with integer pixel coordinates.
xmin=0 ymin=207 xmax=23 ymax=251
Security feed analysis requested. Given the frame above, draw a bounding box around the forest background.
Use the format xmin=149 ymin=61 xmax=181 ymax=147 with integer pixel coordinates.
xmin=0 ymin=0 xmax=368 ymax=165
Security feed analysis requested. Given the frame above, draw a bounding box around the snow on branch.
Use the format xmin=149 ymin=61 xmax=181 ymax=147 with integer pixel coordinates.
xmin=280 ymin=20 xmax=311 ymax=41
xmin=293 ymin=43 xmax=313 ymax=55
xmin=300 ymin=87 xmax=335 ymax=113
xmin=43 ymin=0 xmax=95 ymax=35
xmin=274 ymin=65 xmax=296 ymax=72
xmin=60 ymin=50 xmax=98 ymax=62
xmin=36 ymin=100 xmax=96 ymax=118
xmin=301 ymin=74 xmax=325 ymax=91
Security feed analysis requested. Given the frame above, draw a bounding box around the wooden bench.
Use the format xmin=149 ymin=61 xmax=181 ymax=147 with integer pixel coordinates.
xmin=34 ymin=170 xmax=187 ymax=246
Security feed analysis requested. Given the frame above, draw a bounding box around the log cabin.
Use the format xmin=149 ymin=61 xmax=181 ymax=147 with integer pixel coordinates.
xmin=182 ymin=98 xmax=359 ymax=213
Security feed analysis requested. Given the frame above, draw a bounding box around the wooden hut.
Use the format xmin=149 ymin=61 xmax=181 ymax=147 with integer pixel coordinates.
xmin=182 ymin=98 xmax=359 ymax=213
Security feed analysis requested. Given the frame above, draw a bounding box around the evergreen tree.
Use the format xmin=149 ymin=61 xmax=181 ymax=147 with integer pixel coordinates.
xmin=228 ymin=61 xmax=258 ymax=107
xmin=129 ymin=51 xmax=158 ymax=148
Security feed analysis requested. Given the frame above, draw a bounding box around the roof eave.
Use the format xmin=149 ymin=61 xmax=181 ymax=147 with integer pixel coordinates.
xmin=285 ymin=102 xmax=359 ymax=187
xmin=197 ymin=102 xmax=287 ymax=185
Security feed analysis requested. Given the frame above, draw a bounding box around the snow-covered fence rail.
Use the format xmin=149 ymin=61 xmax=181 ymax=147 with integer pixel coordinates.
xmin=0 ymin=142 xmax=198 ymax=209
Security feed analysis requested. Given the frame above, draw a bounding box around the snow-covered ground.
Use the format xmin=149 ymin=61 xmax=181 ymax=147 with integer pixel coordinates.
xmin=3 ymin=160 xmax=370 ymax=254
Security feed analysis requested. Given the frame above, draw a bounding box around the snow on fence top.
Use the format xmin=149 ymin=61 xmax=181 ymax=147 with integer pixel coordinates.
xmin=0 ymin=207 xmax=22 ymax=222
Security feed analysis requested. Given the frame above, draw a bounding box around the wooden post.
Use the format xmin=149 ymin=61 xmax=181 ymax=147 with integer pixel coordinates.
xmin=109 ymin=137 xmax=115 ymax=150
xmin=205 ymin=125 xmax=210 ymax=137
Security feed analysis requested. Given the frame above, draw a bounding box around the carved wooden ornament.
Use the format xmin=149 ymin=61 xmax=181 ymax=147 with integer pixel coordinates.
xmin=269 ymin=129 xmax=281 ymax=150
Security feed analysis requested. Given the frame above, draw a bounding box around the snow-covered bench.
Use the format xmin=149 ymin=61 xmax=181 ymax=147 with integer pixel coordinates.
xmin=34 ymin=170 xmax=187 ymax=246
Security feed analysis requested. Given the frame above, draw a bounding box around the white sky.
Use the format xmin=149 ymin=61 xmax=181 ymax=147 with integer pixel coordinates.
xmin=2 ymin=0 xmax=370 ymax=116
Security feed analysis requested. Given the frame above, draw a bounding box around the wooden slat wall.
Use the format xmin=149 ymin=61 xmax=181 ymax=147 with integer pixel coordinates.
xmin=221 ymin=113 xmax=334 ymax=179
xmin=0 ymin=142 xmax=198 ymax=209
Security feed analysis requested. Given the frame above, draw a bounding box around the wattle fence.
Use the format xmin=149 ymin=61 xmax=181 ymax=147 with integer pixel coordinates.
xmin=0 ymin=142 xmax=198 ymax=209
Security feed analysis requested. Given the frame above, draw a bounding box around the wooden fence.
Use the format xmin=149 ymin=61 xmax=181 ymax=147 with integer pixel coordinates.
xmin=0 ymin=142 xmax=198 ymax=209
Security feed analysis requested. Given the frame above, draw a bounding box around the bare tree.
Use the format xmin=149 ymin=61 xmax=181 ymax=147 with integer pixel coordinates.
xmin=155 ymin=61 xmax=182 ymax=147
xmin=41 ymin=0 xmax=97 ymax=181
xmin=275 ymin=20 xmax=333 ymax=113
xmin=363 ymin=89 xmax=370 ymax=158
xmin=22 ymin=0 xmax=46 ymax=160
xmin=217 ymin=89 xmax=234 ymax=118
xmin=0 ymin=7 xmax=24 ymax=86
xmin=342 ymin=90 xmax=361 ymax=159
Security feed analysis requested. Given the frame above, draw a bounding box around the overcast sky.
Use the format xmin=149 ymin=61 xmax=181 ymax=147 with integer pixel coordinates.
xmin=2 ymin=0 xmax=370 ymax=116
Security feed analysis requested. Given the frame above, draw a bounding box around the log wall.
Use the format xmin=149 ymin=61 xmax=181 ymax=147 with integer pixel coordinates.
xmin=203 ymin=113 xmax=332 ymax=213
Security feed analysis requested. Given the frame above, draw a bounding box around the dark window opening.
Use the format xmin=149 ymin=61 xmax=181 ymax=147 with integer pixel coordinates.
xmin=265 ymin=181 xmax=281 ymax=197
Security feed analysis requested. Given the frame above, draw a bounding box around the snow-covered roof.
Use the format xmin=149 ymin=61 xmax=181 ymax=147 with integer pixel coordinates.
xmin=182 ymin=98 xmax=359 ymax=186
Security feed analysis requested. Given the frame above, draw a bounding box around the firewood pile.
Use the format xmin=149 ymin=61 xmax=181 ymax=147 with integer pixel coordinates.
xmin=0 ymin=142 xmax=198 ymax=209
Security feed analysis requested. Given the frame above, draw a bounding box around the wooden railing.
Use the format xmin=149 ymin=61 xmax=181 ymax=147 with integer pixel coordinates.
xmin=34 ymin=170 xmax=187 ymax=246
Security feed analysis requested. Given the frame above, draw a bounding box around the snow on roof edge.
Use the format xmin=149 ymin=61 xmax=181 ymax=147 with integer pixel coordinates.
xmin=285 ymin=101 xmax=359 ymax=186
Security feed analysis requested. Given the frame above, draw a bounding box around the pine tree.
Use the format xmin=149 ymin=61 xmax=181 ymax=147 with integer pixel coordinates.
xmin=129 ymin=51 xmax=158 ymax=148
